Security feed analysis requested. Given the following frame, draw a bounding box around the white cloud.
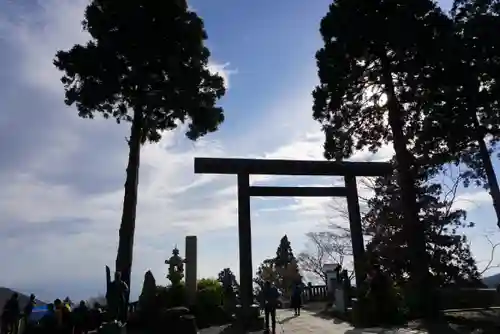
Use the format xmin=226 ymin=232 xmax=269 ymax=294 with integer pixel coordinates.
xmin=452 ymin=191 xmax=493 ymax=212
xmin=208 ymin=62 xmax=237 ymax=89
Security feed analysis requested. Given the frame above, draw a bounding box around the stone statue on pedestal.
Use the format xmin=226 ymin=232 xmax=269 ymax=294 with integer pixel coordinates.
xmin=165 ymin=247 xmax=186 ymax=285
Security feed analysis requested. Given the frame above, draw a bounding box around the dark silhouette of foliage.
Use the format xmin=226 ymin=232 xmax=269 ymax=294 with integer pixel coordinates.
xmin=364 ymin=169 xmax=482 ymax=290
xmin=254 ymin=236 xmax=302 ymax=298
xmin=217 ymin=268 xmax=239 ymax=291
xmin=417 ymin=0 xmax=500 ymax=227
xmin=312 ymin=0 xmax=452 ymax=316
xmin=53 ymin=0 xmax=225 ymax=291
xmin=253 ymin=259 xmax=277 ymax=292
xmin=275 ymin=235 xmax=302 ymax=292
xmin=275 ymin=235 xmax=296 ymax=268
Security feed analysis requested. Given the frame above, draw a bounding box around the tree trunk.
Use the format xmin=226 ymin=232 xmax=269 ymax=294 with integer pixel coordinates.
xmin=379 ymin=54 xmax=435 ymax=318
xmin=472 ymin=116 xmax=500 ymax=228
xmin=115 ymin=109 xmax=143 ymax=301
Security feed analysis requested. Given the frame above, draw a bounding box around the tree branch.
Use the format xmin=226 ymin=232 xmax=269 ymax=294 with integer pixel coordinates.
xmin=479 ymin=234 xmax=500 ymax=276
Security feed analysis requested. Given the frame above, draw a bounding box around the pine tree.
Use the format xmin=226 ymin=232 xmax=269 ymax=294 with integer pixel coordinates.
xmin=274 ymin=235 xmax=302 ymax=294
xmin=54 ymin=0 xmax=225 ymax=290
xmin=312 ymin=0 xmax=452 ymax=316
xmin=275 ymin=235 xmax=296 ymax=268
xmin=417 ymin=0 xmax=500 ymax=227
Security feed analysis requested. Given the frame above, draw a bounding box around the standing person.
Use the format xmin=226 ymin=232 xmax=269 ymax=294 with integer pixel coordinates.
xmin=2 ymin=293 xmax=20 ymax=334
xmin=54 ymin=299 xmax=72 ymax=334
xmin=39 ymin=304 xmax=57 ymax=334
xmin=72 ymin=301 xmax=89 ymax=334
xmin=89 ymin=303 xmax=103 ymax=332
xmin=290 ymin=281 xmax=303 ymax=316
xmin=21 ymin=294 xmax=36 ymax=333
xmin=263 ymin=281 xmax=279 ymax=334
xmin=366 ymin=264 xmax=395 ymax=325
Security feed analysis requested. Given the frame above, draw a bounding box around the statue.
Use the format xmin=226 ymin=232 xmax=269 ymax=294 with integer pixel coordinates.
xmin=165 ymin=247 xmax=186 ymax=286
xmin=105 ymin=266 xmax=129 ymax=323
xmin=139 ymin=270 xmax=157 ymax=309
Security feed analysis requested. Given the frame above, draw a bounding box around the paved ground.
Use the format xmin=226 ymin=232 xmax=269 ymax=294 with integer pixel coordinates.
xmin=200 ymin=309 xmax=427 ymax=333
xmin=272 ymin=309 xmax=425 ymax=334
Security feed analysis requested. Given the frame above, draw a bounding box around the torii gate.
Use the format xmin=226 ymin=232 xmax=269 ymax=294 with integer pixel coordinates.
xmin=194 ymin=157 xmax=392 ymax=321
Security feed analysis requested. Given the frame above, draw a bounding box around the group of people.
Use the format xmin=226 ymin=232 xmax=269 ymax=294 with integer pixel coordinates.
xmin=1 ymin=293 xmax=104 ymax=334
xmin=260 ymin=280 xmax=303 ymax=334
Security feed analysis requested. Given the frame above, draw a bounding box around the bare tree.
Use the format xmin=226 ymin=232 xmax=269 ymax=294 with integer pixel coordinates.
xmin=476 ymin=234 xmax=500 ymax=276
xmin=327 ymin=177 xmax=376 ymax=222
xmin=297 ymin=177 xmax=377 ymax=284
xmin=297 ymin=224 xmax=353 ymax=284
xmin=299 ymin=164 xmax=479 ymax=284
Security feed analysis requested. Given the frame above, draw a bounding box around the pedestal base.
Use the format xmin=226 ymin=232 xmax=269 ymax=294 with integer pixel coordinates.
xmin=235 ymin=304 xmax=264 ymax=330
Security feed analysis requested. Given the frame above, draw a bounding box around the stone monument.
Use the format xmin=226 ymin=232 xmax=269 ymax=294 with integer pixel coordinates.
xmin=185 ymin=236 xmax=197 ymax=306
xmin=323 ymin=263 xmax=341 ymax=293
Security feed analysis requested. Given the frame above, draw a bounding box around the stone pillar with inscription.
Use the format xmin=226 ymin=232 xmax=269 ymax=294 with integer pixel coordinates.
xmin=185 ymin=235 xmax=198 ymax=306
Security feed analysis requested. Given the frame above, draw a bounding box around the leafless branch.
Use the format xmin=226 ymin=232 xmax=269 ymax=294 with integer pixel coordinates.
xmin=327 ymin=176 xmax=376 ymax=223
xmin=479 ymin=234 xmax=500 ymax=276
xmin=429 ymin=166 xmax=463 ymax=261
xmin=297 ymin=227 xmax=353 ymax=283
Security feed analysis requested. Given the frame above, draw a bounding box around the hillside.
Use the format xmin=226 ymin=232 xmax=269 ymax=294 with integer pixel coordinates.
xmin=0 ymin=287 xmax=46 ymax=312
xmin=482 ymin=273 xmax=500 ymax=288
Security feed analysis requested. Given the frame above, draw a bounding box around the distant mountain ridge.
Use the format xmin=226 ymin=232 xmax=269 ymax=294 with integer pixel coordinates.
xmin=0 ymin=287 xmax=46 ymax=312
xmin=483 ymin=273 xmax=500 ymax=288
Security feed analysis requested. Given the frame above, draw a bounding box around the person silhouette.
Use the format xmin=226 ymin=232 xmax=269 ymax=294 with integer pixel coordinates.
xmin=2 ymin=293 xmax=20 ymax=334
xmin=263 ymin=281 xmax=279 ymax=334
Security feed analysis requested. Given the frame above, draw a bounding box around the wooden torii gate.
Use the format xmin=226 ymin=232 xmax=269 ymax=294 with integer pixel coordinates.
xmin=194 ymin=157 xmax=392 ymax=319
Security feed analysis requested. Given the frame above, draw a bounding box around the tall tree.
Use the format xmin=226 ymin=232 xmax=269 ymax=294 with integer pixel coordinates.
xmin=54 ymin=0 xmax=225 ymax=291
xmin=364 ymin=167 xmax=482 ymax=290
xmin=312 ymin=0 xmax=451 ymax=316
xmin=275 ymin=235 xmax=296 ymax=268
xmin=274 ymin=235 xmax=301 ymax=294
xmin=254 ymin=236 xmax=302 ymax=297
xmin=418 ymin=0 xmax=500 ymax=227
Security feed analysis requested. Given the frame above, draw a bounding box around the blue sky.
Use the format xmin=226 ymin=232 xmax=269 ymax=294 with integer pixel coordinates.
xmin=0 ymin=0 xmax=497 ymax=302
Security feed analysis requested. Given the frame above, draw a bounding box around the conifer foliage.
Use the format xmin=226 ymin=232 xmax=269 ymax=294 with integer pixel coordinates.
xmin=54 ymin=0 xmax=225 ymax=290
xmin=312 ymin=0 xmax=451 ymax=315
xmin=364 ymin=170 xmax=482 ymax=288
